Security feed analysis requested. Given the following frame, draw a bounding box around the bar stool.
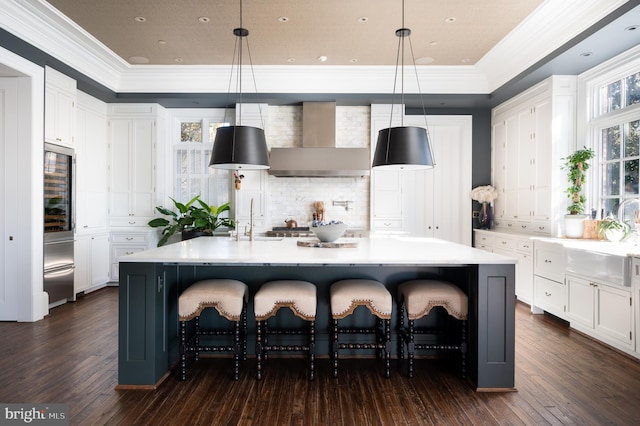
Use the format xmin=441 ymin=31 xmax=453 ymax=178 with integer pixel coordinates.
xmin=254 ymin=280 xmax=317 ymax=380
xmin=397 ymin=280 xmax=468 ymax=378
xmin=178 ymin=279 xmax=248 ymax=381
xmin=330 ymin=279 xmax=392 ymax=378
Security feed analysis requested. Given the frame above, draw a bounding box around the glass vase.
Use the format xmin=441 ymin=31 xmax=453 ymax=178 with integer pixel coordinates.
xmin=479 ymin=202 xmax=492 ymax=229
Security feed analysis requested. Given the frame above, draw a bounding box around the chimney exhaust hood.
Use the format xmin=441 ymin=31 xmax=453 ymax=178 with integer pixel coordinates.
xmin=268 ymin=102 xmax=370 ymax=177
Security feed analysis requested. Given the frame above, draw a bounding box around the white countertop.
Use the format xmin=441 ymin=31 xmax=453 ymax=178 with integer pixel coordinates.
xmin=122 ymin=236 xmax=517 ymax=266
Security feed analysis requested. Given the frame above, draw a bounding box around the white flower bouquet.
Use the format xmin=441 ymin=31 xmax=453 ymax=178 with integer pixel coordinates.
xmin=470 ymin=185 xmax=498 ymax=204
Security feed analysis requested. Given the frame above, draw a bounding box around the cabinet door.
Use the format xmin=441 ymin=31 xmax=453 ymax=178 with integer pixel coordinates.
xmin=74 ymin=237 xmax=90 ymax=294
xmin=492 ymin=121 xmax=507 ymax=219
xmin=532 ymin=99 xmax=552 ymax=220
xmin=595 ymin=284 xmax=632 ymax=347
xmin=566 ymin=275 xmax=595 ymax=328
xmin=109 ymin=120 xmax=132 ymax=217
xmin=235 ymin=170 xmax=266 ymax=229
xmin=90 ymin=234 xmax=110 ymax=286
xmin=504 ymin=114 xmax=519 ymax=220
xmin=131 ymin=120 xmax=156 ymax=217
xmin=372 ymin=169 xmax=403 ymax=220
xmin=516 ymin=251 xmax=533 ymax=304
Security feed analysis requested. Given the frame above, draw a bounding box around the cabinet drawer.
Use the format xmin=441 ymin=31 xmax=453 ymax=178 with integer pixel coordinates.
xmin=534 ymin=241 xmax=565 ymax=282
xmin=109 ymin=217 xmax=154 ymax=227
xmin=474 ymin=232 xmax=495 ymax=247
xmin=516 ymin=239 xmax=533 ymax=254
xmin=373 ymin=219 xmax=403 ymax=229
xmin=111 ymin=233 xmax=149 ymax=244
xmin=494 ymin=236 xmax=516 ymax=250
xmin=113 ymin=246 xmax=146 ymax=258
xmin=534 ymin=276 xmax=565 ymax=316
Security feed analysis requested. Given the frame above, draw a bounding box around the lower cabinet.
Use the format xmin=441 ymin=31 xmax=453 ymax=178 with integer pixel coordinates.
xmin=566 ymin=273 xmax=634 ymax=353
xmin=532 ymin=240 xmax=566 ymax=319
xmin=74 ymin=233 xmax=110 ymax=295
xmin=533 ymin=275 xmax=566 ymax=316
xmin=110 ymin=229 xmax=157 ymax=281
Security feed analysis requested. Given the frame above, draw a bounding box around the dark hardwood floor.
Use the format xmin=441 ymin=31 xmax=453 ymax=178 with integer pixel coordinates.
xmin=1 ymin=287 xmax=639 ymax=425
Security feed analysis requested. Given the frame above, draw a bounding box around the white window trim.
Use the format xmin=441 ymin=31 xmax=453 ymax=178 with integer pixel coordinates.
xmin=578 ymin=44 xmax=640 ymax=216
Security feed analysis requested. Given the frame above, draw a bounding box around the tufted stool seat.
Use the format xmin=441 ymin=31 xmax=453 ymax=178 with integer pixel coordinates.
xmin=397 ymin=280 xmax=468 ymax=378
xmin=178 ymin=279 xmax=248 ymax=381
xmin=254 ymin=280 xmax=317 ymax=380
xmin=330 ymin=279 xmax=392 ymax=378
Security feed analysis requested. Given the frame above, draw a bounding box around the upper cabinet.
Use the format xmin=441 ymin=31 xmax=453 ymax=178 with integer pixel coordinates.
xmin=492 ymin=76 xmax=577 ymax=235
xmin=108 ymin=104 xmax=166 ymax=227
xmin=44 ymin=66 xmax=76 ymax=147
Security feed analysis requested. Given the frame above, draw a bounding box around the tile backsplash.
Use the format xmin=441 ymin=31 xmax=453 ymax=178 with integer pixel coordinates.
xmin=265 ymin=105 xmax=371 ymax=229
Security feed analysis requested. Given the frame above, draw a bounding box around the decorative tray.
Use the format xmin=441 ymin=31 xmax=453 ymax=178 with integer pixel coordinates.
xmin=297 ymin=240 xmax=358 ymax=248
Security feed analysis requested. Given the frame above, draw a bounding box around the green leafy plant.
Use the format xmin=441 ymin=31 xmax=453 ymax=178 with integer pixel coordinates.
xmin=148 ymin=195 xmax=234 ymax=246
xmin=596 ymin=216 xmax=630 ymax=240
xmin=561 ymin=147 xmax=595 ymax=215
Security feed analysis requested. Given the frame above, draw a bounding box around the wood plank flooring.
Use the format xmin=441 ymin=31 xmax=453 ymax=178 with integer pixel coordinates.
xmin=0 ymin=287 xmax=639 ymax=425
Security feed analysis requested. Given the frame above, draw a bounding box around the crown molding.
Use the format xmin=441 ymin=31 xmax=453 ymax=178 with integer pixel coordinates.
xmin=477 ymin=0 xmax=631 ymax=92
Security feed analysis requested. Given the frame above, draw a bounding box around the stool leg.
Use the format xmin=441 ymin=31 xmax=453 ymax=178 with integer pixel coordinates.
xmin=332 ymin=318 xmax=339 ymax=378
xmin=233 ymin=319 xmax=240 ymax=381
xmin=256 ymin=319 xmax=264 ymax=380
xmin=194 ymin=316 xmax=200 ymax=362
xmin=408 ymin=319 xmax=415 ymax=378
xmin=179 ymin=320 xmax=188 ymax=381
xmin=242 ymin=303 xmax=248 ymax=361
xmin=461 ymin=320 xmax=467 ymax=379
xmin=384 ymin=318 xmax=391 ymax=378
xmin=398 ymin=301 xmax=405 ymax=361
xmin=309 ymin=320 xmax=316 ymax=381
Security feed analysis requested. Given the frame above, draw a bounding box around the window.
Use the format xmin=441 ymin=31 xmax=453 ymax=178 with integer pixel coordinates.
xmin=173 ymin=116 xmax=231 ymax=207
xmin=594 ymin=69 xmax=640 ymax=217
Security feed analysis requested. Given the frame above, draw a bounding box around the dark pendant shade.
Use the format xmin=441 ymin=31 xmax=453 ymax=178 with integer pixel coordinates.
xmin=372 ymin=126 xmax=435 ymax=170
xmin=209 ymin=125 xmax=270 ymax=170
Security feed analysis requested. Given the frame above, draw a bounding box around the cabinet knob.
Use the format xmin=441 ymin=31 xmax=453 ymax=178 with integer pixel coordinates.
xmin=128 ymin=221 xmax=136 ymax=225
xmin=126 ymin=237 xmax=133 ymax=240
xmin=544 ymin=259 xmax=552 ymax=263
xmin=544 ymin=291 xmax=552 ymax=296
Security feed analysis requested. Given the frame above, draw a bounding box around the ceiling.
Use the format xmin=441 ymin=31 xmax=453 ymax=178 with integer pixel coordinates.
xmin=46 ymin=0 xmax=544 ymax=67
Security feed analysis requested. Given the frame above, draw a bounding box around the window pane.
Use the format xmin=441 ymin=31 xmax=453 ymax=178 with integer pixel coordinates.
xmin=175 ymin=178 xmax=188 ymax=201
xmin=603 ymin=198 xmax=620 ymax=218
xmin=626 ymin=72 xmax=640 ymax=107
xmin=175 ymin=149 xmax=188 ymax=174
xmin=602 ymin=126 xmax=621 ymax=160
xmin=190 ymin=149 xmax=203 ymax=174
xmin=626 ymin=120 xmax=640 ymax=157
xmin=209 ymin=122 xmax=229 ymax=142
xmin=181 ymin=121 xmax=202 ymax=142
xmin=624 ymin=159 xmax=639 ymax=195
xmin=605 ymin=80 xmax=622 ymax=113
xmin=603 ymin=162 xmax=620 ymax=196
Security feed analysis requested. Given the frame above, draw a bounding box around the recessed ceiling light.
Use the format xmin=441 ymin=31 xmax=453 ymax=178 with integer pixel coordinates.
xmin=317 ymin=55 xmax=328 ymax=62
xmin=358 ymin=17 xmax=368 ymax=23
xmin=287 ymin=57 xmax=296 ymax=63
xmin=444 ymin=17 xmax=456 ymax=23
xmin=625 ymin=25 xmax=639 ymax=31
xmin=349 ymin=58 xmax=358 ymax=63
xmin=580 ymin=52 xmax=593 ymax=57
xmin=278 ymin=16 xmax=289 ymax=23
xmin=174 ymin=57 xmax=184 ymax=63
xmin=198 ymin=17 xmax=210 ymax=23
xmin=157 ymin=40 xmax=166 ymax=45
xmin=134 ymin=16 xmax=146 ymax=23
xmin=416 ymin=57 xmax=434 ymax=65
xmin=461 ymin=58 xmax=471 ymax=63
xmin=429 ymin=41 xmax=438 ymax=46
xmin=128 ymin=56 xmax=149 ymax=64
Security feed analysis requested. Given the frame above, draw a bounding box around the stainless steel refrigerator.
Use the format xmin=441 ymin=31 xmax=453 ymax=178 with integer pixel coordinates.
xmin=44 ymin=143 xmax=75 ymax=306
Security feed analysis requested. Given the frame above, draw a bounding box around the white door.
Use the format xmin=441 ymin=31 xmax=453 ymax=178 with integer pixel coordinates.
xmin=0 ymin=78 xmax=19 ymax=320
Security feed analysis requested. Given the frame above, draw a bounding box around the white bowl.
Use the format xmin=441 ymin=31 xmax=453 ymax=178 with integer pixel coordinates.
xmin=309 ymin=222 xmax=348 ymax=242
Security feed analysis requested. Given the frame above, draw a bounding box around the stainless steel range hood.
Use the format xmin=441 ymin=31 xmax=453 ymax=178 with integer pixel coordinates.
xmin=268 ymin=102 xmax=370 ymax=177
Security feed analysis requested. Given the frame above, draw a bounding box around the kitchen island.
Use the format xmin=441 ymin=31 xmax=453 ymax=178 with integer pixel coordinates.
xmin=118 ymin=237 xmax=516 ymax=391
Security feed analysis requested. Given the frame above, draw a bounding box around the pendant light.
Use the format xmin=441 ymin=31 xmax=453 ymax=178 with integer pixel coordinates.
xmin=372 ymin=0 xmax=435 ymax=170
xmin=209 ymin=0 xmax=270 ymax=170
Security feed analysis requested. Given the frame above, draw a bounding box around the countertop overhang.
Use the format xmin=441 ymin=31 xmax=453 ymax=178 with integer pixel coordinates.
xmin=122 ymin=236 xmax=517 ymax=266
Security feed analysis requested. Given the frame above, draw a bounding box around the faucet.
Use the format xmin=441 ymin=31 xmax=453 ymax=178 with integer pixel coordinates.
xmin=243 ymin=198 xmax=255 ymax=241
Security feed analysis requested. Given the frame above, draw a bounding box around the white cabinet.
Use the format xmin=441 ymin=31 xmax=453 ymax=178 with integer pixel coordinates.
xmin=234 ymin=170 xmax=267 ymax=231
xmin=44 ymin=66 xmax=76 ymax=147
xmin=108 ymin=104 xmax=165 ymax=226
xmin=566 ymin=273 xmax=633 ymax=353
xmin=109 ymin=230 xmax=157 ymax=281
xmin=74 ymin=233 xmax=109 ymax=295
xmin=75 ymin=93 xmax=108 ymax=233
xmin=492 ymin=76 xmax=576 ymax=236
xmin=473 ymin=230 xmax=533 ymax=305
xmin=633 ymin=257 xmax=640 ymax=356
xmin=370 ymin=106 xmax=472 ymax=245
xmin=532 ymin=240 xmax=566 ymax=318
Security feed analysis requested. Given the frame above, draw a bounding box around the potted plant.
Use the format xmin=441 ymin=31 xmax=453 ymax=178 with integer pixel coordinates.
xmin=148 ymin=195 xmax=234 ymax=246
xmin=561 ymin=147 xmax=595 ymax=238
xmin=596 ymin=216 xmax=630 ymax=242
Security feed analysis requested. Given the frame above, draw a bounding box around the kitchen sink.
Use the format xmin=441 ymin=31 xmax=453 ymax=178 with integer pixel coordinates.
xmin=565 ymin=248 xmax=630 ymax=286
